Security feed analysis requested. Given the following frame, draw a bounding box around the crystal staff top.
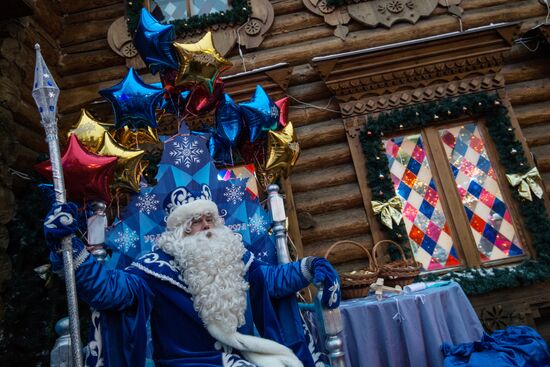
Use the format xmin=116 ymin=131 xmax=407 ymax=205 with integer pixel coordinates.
xmin=32 ymin=43 xmax=60 ymax=127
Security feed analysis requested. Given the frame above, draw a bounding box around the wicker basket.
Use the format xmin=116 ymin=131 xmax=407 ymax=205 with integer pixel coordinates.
xmin=324 ymin=240 xmax=379 ymax=300
xmin=372 ymin=240 xmax=421 ymax=288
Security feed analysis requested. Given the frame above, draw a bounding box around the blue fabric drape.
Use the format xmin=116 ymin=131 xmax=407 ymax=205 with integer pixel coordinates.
xmin=442 ymin=326 xmax=550 ymax=367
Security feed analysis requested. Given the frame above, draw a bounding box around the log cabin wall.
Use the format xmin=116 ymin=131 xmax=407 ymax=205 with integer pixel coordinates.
xmin=0 ymin=0 xmax=63 ymax=318
xmin=4 ymin=0 xmax=550 ymax=337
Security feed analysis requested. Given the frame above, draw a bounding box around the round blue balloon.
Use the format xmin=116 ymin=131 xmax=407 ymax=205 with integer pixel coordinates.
xmin=100 ymin=68 xmax=164 ymax=129
xmin=239 ymin=85 xmax=279 ymax=142
xmin=215 ymin=93 xmax=243 ymax=147
xmin=133 ymin=8 xmax=178 ymax=75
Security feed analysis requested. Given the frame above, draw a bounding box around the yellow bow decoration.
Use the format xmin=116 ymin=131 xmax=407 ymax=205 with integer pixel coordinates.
xmin=371 ymin=196 xmax=404 ymax=229
xmin=506 ymin=167 xmax=544 ymax=201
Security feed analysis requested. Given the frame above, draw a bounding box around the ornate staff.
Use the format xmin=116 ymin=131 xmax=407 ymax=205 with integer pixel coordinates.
xmin=32 ymin=44 xmax=84 ymax=367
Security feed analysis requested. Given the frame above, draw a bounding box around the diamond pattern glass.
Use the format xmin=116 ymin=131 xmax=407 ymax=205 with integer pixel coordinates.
xmin=153 ymin=0 xmax=229 ymax=21
xmin=384 ymin=134 xmax=460 ymax=271
xmin=439 ymin=123 xmax=524 ymax=262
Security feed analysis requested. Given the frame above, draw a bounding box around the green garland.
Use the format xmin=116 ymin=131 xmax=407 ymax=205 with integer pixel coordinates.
xmin=359 ymin=92 xmax=550 ymax=295
xmin=126 ymin=0 xmax=251 ymax=36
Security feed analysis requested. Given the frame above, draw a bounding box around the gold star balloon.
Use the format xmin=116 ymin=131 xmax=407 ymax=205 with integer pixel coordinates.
xmin=111 ymin=126 xmax=160 ymax=150
xmin=265 ymin=122 xmax=300 ymax=179
xmin=172 ymin=31 xmax=232 ymax=91
xmin=67 ymin=109 xmax=109 ymax=152
xmin=97 ymin=132 xmax=146 ymax=193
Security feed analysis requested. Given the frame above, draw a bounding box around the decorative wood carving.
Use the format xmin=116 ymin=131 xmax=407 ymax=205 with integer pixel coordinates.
xmin=310 ymin=23 xmax=519 ymax=136
xmin=108 ymin=0 xmax=274 ymax=68
xmin=302 ymin=0 xmax=462 ymax=38
xmin=348 ymin=0 xmax=439 ymax=28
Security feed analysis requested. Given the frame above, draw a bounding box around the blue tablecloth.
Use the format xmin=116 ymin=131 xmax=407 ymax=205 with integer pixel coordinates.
xmin=340 ymin=282 xmax=483 ymax=367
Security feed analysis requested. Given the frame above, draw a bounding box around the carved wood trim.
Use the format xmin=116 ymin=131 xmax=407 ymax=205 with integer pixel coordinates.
xmin=108 ymin=0 xmax=275 ymax=68
xmin=302 ymin=0 xmax=462 ymax=38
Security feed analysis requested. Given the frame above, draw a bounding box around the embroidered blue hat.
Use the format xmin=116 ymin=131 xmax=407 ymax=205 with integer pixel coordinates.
xmin=165 ymin=184 xmax=218 ymax=230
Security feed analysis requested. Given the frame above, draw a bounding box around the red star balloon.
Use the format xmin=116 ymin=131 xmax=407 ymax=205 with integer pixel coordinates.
xmin=35 ymin=134 xmax=118 ymax=204
xmin=275 ymin=97 xmax=289 ymax=128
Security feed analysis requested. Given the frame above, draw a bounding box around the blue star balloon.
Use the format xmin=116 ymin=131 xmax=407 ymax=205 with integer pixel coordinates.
xmin=215 ymin=93 xmax=243 ymax=147
xmin=133 ymin=8 xmax=178 ymax=75
xmin=239 ymin=85 xmax=280 ymax=142
xmin=100 ymin=68 xmax=164 ymax=129
xmin=208 ymin=132 xmax=233 ymax=166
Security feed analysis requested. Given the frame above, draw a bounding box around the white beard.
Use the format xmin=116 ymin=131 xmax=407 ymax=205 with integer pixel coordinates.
xmin=157 ymin=225 xmax=249 ymax=334
xmin=157 ymin=225 xmax=303 ymax=367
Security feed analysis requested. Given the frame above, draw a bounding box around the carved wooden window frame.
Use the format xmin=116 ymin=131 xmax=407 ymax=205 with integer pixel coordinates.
xmin=373 ymin=115 xmax=532 ymax=270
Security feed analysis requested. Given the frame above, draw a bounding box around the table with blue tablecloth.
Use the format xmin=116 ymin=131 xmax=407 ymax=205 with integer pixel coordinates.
xmin=340 ymin=282 xmax=483 ymax=367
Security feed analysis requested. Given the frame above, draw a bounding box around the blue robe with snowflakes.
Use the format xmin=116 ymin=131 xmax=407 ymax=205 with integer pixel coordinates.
xmin=74 ymin=248 xmax=321 ymax=367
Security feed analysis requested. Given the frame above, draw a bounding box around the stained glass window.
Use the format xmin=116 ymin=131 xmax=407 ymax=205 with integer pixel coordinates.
xmin=152 ymin=0 xmax=229 ymax=22
xmin=384 ymin=134 xmax=460 ymax=271
xmin=439 ymin=123 xmax=524 ymax=262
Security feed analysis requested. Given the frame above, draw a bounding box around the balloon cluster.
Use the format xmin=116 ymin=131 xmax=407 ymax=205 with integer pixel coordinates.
xmin=35 ymin=9 xmax=300 ymax=205
xmin=132 ymin=8 xmax=300 ymax=187
xmin=35 ymin=108 xmax=160 ymax=205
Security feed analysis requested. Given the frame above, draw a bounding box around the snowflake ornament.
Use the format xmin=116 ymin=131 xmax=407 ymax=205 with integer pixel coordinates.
xmin=169 ymin=137 xmax=204 ymax=168
xmin=114 ymin=227 xmax=139 ymax=252
xmin=136 ymin=192 xmax=160 ymax=214
xmin=248 ymin=213 xmax=267 ymax=235
xmin=224 ymin=184 xmax=245 ymax=205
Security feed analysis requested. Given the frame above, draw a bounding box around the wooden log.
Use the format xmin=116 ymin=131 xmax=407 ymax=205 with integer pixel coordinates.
xmin=300 ymin=207 xmax=369 ymax=243
xmin=543 ymin=172 xmax=550 ymax=195
xmin=532 ymin=145 xmax=550 ymax=172
xmin=515 ymin=101 xmax=550 ymax=127
xmin=271 ymin=0 xmax=305 ymax=16
xmin=303 ymin=233 xmax=373 ymax=264
xmin=60 ymin=0 xmax=121 ymax=15
xmin=65 ymin=3 xmax=124 ymax=24
xmin=60 ymin=18 xmax=114 ymax=47
xmin=506 ymin=78 xmax=550 ymax=106
xmin=280 ymin=177 xmax=304 ymax=259
xmin=294 ymin=182 xmax=363 ymax=215
xmin=13 ymin=143 xmax=39 ymax=170
xmin=287 ymin=80 xmax=331 ymax=104
xmin=294 ymin=141 xmax=351 ymax=171
xmin=288 ymin=64 xmax=319 ymax=86
xmin=289 ymin=99 xmax=340 ymax=127
xmin=502 ymin=58 xmax=550 ymax=85
xmin=58 ymin=48 xmax=125 ymax=76
xmin=523 ymin=123 xmax=550 ymax=148
xmin=12 ymin=121 xmax=48 ymax=153
xmin=296 ymin=118 xmax=346 ymax=149
xmin=462 ymin=0 xmax=515 ymax=10
xmin=31 ymin=0 xmax=64 ymax=38
xmin=269 ymin=12 xmax=325 ymax=38
xmin=13 ymin=99 xmax=42 ymax=130
xmin=291 ymin=163 xmax=357 ymax=193
xmin=60 ymin=65 xmax=128 ymax=89
xmin=229 ymin=0 xmax=546 ymax=72
xmin=63 ymin=39 xmax=110 ymax=55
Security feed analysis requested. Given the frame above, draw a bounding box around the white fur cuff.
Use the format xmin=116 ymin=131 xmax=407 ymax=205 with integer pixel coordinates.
xmin=166 ymin=199 xmax=219 ymax=230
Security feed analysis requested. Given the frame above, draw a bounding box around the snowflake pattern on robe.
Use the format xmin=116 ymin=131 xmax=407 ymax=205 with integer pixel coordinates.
xmin=136 ymin=193 xmax=160 ymax=214
xmin=248 ymin=213 xmax=267 ymax=235
xmin=114 ymin=227 xmax=139 ymax=252
xmin=169 ymin=137 xmax=204 ymax=168
xmin=224 ymin=184 xmax=245 ymax=205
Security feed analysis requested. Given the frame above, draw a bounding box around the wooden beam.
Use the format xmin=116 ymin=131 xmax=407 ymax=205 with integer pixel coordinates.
xmin=300 ymin=207 xmax=369 ymax=243
xmin=506 ymin=78 xmax=550 ymax=106
xmin=291 ymin=163 xmax=356 ymax=193
xmin=294 ymin=141 xmax=350 ymax=171
xmin=59 ymin=48 xmax=125 ymax=76
xmin=295 ymin=118 xmax=346 ymax=149
xmin=294 ymin=182 xmax=363 ymax=215
xmin=280 ymin=178 xmax=303 ymax=259
xmin=515 ymin=101 xmax=550 ymax=127
xmin=304 ymin=234 xmax=374 ymax=264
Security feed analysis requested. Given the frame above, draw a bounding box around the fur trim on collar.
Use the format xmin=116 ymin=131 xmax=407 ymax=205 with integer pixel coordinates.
xmin=166 ymin=199 xmax=219 ymax=230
